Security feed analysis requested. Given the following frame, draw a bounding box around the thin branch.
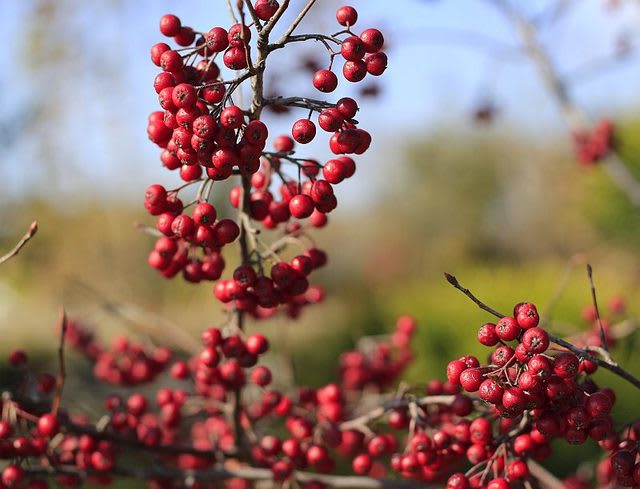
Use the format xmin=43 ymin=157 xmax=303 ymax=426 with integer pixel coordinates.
xmin=71 ymin=280 xmax=201 ymax=354
xmin=399 ymin=27 xmax=524 ymax=59
xmin=444 ymin=273 xmax=640 ymax=391
xmin=264 ymin=96 xmax=335 ymax=111
xmin=276 ymin=0 xmax=318 ymax=44
xmin=489 ymin=0 xmax=640 ymax=208
xmin=528 ymin=460 xmax=566 ymax=489
xmin=63 ymin=420 xmax=238 ymax=459
xmin=226 ymin=0 xmax=239 ymax=23
xmin=51 ymin=309 xmax=68 ymax=417
xmin=261 ymin=0 xmax=290 ymax=37
xmin=339 ymin=395 xmax=456 ymax=431
xmin=443 ymin=273 xmax=505 ymax=319
xmin=269 ymin=33 xmax=341 ymax=52
xmin=586 ymin=264 xmax=609 ymax=354
xmin=26 ymin=463 xmax=434 ymax=489
xmin=0 ymin=221 xmax=38 ymax=266
xmin=243 ymin=0 xmax=263 ymax=31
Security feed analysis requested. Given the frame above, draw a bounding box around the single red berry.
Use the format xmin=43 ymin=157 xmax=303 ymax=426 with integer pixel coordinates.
xmin=313 ymin=70 xmax=338 ymax=93
xmin=365 ymin=52 xmax=387 ymax=76
xmin=446 ymin=473 xmax=470 ymax=489
xmin=360 ymin=28 xmax=384 ymax=53
xmin=495 ymin=316 xmax=521 ymax=342
xmin=159 ymin=14 xmax=182 ymax=37
xmin=552 ymin=352 xmax=580 ymax=379
xmin=459 ymin=368 xmax=483 ymax=392
xmin=336 ymin=97 xmax=359 ymax=119
xmin=2 ymin=465 xmax=24 ymax=488
xmin=487 ymin=477 xmax=510 ymax=489
xmin=352 ymin=453 xmax=372 ymax=474
xmin=478 ymin=322 xmax=499 ymax=346
xmin=478 ymin=378 xmax=504 ymax=404
xmin=292 ymin=119 xmax=317 ymax=144
xmin=446 ymin=360 xmax=466 ymax=385
xmin=228 ymin=23 xmax=251 ymax=47
xmin=336 ymin=6 xmax=358 ymax=26
xmin=223 ymin=46 xmax=249 ymax=70
xmin=343 ymin=60 xmax=367 ymax=82
xmin=9 ymin=350 xmax=28 ymax=366
xmin=254 ymin=0 xmax=280 ymax=20
xmin=37 ymin=414 xmax=60 ymax=438
xmin=516 ymin=302 xmax=540 ymax=329
xmin=251 ymin=366 xmax=272 ymax=386
xmin=341 ymin=36 xmax=366 ymax=61
xmin=205 ymin=27 xmax=229 ymax=52
xmin=289 ymin=194 xmax=314 ymax=219
xmin=521 ymin=327 xmax=549 ymax=354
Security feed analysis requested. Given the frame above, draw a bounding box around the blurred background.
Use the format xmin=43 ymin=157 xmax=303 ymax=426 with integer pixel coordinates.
xmin=1 ymin=0 xmax=640 ymax=478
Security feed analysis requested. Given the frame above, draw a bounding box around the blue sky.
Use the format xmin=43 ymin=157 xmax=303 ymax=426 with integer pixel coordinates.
xmin=0 ymin=0 xmax=639 ymax=207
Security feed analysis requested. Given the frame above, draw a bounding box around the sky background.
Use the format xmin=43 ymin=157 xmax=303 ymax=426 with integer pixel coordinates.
xmin=0 ymin=0 xmax=639 ymax=209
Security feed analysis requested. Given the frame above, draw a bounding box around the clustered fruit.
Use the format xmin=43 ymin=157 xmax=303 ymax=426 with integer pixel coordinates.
xmin=144 ymin=5 xmax=386 ymax=319
xmin=573 ymin=119 xmax=615 ymax=166
xmin=2 ymin=299 xmax=639 ymax=488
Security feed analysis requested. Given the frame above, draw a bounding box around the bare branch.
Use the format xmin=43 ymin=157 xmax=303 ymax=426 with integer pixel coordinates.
xmin=528 ymin=459 xmax=566 ymax=489
xmin=26 ymin=463 xmax=434 ymax=489
xmin=488 ymin=0 xmax=640 ymax=207
xmin=275 ymin=0 xmax=318 ymax=44
xmin=0 ymin=221 xmax=38 ymax=266
xmin=586 ymin=264 xmax=609 ymax=354
xmin=51 ymin=309 xmax=68 ymax=417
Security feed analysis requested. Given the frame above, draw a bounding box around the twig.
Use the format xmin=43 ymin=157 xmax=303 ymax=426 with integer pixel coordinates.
xmin=71 ymin=280 xmax=201 ymax=354
xmin=586 ymin=264 xmax=609 ymax=353
xmin=489 ymin=0 xmax=640 ymax=208
xmin=51 ymin=308 xmax=68 ymax=417
xmin=0 ymin=221 xmax=38 ymax=266
xmin=26 ymin=462 xmax=434 ymax=489
xmin=226 ymin=0 xmax=239 ymax=23
xmin=528 ymin=459 xmax=566 ymax=489
xmin=243 ymin=0 xmax=263 ymax=31
xmin=541 ymin=253 xmax=585 ymax=324
xmin=339 ymin=395 xmax=456 ymax=431
xmin=444 ymin=272 xmax=640 ymax=391
xmin=443 ymin=273 xmax=505 ymax=318
xmin=276 ymin=0 xmax=318 ymax=44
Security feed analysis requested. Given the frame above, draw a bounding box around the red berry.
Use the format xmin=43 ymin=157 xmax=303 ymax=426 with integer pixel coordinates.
xmin=37 ymin=414 xmax=60 ymax=437
xmin=159 ymin=14 xmax=181 ymax=37
xmin=516 ymin=302 xmax=540 ymax=329
xmin=495 ymin=316 xmax=521 ymax=342
xmin=477 ymin=322 xmax=499 ymax=346
xmin=343 ymin=60 xmax=367 ymax=82
xmin=255 ymin=0 xmax=280 ymax=20
xmin=289 ymin=194 xmax=314 ymax=219
xmin=352 ymin=453 xmax=372 ymax=474
xmin=552 ymin=352 xmax=579 ymax=378
xmin=341 ymin=36 xmax=366 ymax=61
xmin=521 ymin=327 xmax=549 ymax=354
xmin=292 ymin=119 xmax=317 ymax=144
xmin=360 ymin=28 xmax=384 ymax=53
xmin=313 ymin=70 xmax=338 ymax=93
xmin=365 ymin=52 xmax=387 ymax=76
xmin=336 ymin=6 xmax=358 ymax=26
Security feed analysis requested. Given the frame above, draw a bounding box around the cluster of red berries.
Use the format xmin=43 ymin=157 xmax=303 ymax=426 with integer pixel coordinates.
xmin=339 ymin=315 xmax=416 ymax=391
xmin=144 ymin=5 xmax=386 ymax=317
xmin=573 ymin=119 xmax=615 ymax=165
xmin=437 ymin=302 xmax=638 ymax=488
xmin=1 ymin=314 xmax=420 ymax=488
xmin=63 ymin=321 xmax=172 ymax=386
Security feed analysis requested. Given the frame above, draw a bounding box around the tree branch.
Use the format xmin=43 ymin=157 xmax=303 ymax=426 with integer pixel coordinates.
xmin=444 ymin=273 xmax=640 ymax=390
xmin=0 ymin=221 xmax=38 ymax=266
xmin=489 ymin=0 xmax=640 ymax=208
